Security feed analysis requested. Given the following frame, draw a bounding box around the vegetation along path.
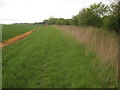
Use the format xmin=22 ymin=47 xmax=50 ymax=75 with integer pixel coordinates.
xmin=3 ymin=26 xmax=117 ymax=88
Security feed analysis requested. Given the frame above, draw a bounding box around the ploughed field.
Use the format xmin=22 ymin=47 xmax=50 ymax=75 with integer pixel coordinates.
xmin=2 ymin=25 xmax=117 ymax=88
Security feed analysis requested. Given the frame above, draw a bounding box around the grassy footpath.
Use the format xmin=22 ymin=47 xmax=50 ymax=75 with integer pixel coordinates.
xmin=2 ymin=24 xmax=42 ymax=42
xmin=3 ymin=26 xmax=117 ymax=88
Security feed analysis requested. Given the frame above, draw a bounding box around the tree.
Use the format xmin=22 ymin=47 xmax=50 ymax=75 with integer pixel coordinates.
xmin=102 ymin=1 xmax=120 ymax=32
xmin=55 ymin=18 xmax=67 ymax=25
xmin=71 ymin=15 xmax=79 ymax=25
xmin=77 ymin=2 xmax=108 ymax=27
xmin=89 ymin=2 xmax=109 ymax=17
xmin=42 ymin=1 xmax=119 ymax=33
xmin=47 ymin=17 xmax=57 ymax=25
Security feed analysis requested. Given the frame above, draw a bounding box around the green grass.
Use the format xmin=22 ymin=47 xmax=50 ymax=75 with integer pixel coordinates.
xmin=2 ymin=24 xmax=42 ymax=42
xmin=3 ymin=26 xmax=117 ymax=88
xmin=0 ymin=47 xmax=1 ymax=89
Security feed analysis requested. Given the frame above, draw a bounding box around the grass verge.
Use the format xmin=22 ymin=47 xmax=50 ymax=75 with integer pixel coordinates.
xmin=3 ymin=26 xmax=118 ymax=88
xmin=56 ymin=25 xmax=118 ymax=67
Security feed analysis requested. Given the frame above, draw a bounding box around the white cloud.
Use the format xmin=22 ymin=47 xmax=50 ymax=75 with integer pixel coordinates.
xmin=0 ymin=0 xmax=111 ymax=24
xmin=0 ymin=0 xmax=7 ymax=8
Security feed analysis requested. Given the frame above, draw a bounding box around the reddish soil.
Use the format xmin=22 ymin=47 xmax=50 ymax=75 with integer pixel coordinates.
xmin=0 ymin=28 xmax=39 ymax=48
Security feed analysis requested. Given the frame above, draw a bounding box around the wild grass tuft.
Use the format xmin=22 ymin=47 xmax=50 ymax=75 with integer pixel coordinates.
xmin=56 ymin=25 xmax=118 ymax=68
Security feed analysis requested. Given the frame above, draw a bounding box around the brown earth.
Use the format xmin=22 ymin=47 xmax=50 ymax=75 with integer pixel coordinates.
xmin=0 ymin=28 xmax=40 ymax=48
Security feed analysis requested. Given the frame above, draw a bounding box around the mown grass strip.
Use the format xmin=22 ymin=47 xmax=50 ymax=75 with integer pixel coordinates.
xmin=3 ymin=26 xmax=117 ymax=88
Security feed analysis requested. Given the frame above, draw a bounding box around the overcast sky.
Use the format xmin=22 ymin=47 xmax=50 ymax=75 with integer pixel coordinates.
xmin=0 ymin=0 xmax=111 ymax=24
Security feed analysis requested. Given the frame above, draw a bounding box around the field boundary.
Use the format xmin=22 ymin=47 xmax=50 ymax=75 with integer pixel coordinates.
xmin=0 ymin=28 xmax=40 ymax=48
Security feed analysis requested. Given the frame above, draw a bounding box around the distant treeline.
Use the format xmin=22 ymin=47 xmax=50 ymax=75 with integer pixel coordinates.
xmin=43 ymin=1 xmax=120 ymax=32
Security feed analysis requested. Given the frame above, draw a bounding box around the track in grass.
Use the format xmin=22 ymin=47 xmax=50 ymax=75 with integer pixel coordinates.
xmin=0 ymin=28 xmax=40 ymax=48
xmin=3 ymin=26 xmax=117 ymax=88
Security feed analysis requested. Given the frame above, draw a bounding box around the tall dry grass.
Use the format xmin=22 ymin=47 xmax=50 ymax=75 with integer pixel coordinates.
xmin=56 ymin=25 xmax=118 ymax=67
